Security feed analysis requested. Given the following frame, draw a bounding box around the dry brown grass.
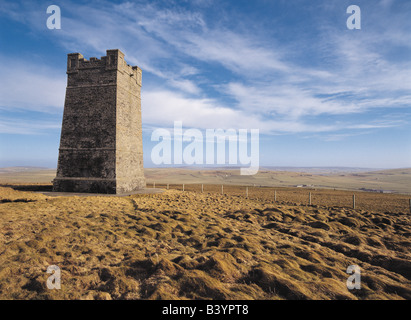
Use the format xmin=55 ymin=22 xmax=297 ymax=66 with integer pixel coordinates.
xmin=154 ymin=184 xmax=411 ymax=214
xmin=0 ymin=186 xmax=410 ymax=300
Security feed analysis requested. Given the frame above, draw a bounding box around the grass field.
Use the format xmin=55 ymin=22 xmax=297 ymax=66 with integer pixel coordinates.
xmin=149 ymin=184 xmax=411 ymax=214
xmin=144 ymin=167 xmax=411 ymax=194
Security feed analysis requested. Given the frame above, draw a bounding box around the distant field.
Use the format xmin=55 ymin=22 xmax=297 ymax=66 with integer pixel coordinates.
xmin=152 ymin=184 xmax=410 ymax=214
xmin=144 ymin=167 xmax=411 ymax=194
xmin=0 ymin=167 xmax=410 ymax=194
xmin=0 ymin=167 xmax=56 ymax=184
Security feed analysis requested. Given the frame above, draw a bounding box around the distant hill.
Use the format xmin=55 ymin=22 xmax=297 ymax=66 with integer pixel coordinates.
xmin=0 ymin=166 xmax=409 ymax=194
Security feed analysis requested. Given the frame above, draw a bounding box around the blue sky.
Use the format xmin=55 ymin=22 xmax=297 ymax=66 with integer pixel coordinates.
xmin=0 ymin=0 xmax=410 ymax=169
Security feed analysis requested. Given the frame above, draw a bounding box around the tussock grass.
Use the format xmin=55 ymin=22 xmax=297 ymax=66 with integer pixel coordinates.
xmin=0 ymin=187 xmax=410 ymax=300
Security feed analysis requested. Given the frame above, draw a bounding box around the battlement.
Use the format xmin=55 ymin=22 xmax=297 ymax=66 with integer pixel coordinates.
xmin=67 ymin=49 xmax=142 ymax=86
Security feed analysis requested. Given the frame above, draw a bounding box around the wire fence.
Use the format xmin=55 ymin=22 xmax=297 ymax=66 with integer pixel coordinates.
xmin=147 ymin=183 xmax=411 ymax=214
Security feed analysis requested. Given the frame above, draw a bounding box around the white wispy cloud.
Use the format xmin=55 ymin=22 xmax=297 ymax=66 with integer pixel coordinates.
xmin=0 ymin=117 xmax=61 ymax=134
xmin=0 ymin=56 xmax=66 ymax=112
xmin=0 ymin=0 xmax=409 ymax=138
xmin=142 ymin=89 xmax=347 ymax=134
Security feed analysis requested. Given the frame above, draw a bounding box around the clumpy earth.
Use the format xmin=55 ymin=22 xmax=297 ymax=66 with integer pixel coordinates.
xmin=0 ymin=186 xmax=410 ymax=300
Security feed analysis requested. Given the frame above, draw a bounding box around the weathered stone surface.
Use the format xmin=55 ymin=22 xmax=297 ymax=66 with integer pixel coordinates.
xmin=53 ymin=49 xmax=145 ymax=194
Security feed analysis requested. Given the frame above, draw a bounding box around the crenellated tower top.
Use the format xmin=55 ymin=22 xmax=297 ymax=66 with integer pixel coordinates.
xmin=66 ymin=49 xmax=142 ymax=86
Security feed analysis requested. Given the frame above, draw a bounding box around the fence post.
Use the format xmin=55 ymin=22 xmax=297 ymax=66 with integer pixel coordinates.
xmin=246 ymin=186 xmax=248 ymax=198
xmin=274 ymin=190 xmax=277 ymax=202
xmin=167 ymin=183 xmax=169 ymax=190
xmin=353 ymin=194 xmax=356 ymax=209
xmin=221 ymin=185 xmax=224 ymax=195
xmin=201 ymin=184 xmax=203 ymax=193
xmin=309 ymin=192 xmax=312 ymax=205
xmin=183 ymin=184 xmax=185 ymax=192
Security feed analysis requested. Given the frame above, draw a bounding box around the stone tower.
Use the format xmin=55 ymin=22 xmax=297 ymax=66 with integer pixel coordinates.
xmin=53 ymin=49 xmax=145 ymax=194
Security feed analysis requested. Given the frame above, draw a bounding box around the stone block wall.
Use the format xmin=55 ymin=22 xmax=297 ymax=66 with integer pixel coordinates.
xmin=53 ymin=49 xmax=145 ymax=194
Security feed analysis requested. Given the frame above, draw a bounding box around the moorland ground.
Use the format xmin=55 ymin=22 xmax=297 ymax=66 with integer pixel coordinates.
xmin=0 ymin=182 xmax=410 ymax=300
